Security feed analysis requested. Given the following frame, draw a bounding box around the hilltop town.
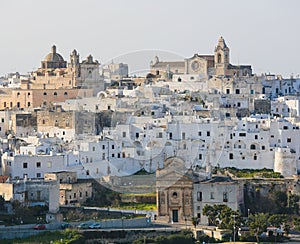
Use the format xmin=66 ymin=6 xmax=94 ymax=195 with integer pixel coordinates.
xmin=1 ymin=37 xmax=300 ymax=242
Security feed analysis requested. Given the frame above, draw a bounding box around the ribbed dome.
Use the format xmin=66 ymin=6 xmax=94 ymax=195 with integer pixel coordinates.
xmin=44 ymin=45 xmax=65 ymax=62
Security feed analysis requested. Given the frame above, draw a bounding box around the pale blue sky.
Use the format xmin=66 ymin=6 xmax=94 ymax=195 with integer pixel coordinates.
xmin=0 ymin=0 xmax=299 ymax=77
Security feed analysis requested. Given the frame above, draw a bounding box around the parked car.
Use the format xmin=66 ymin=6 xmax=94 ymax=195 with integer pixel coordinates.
xmin=61 ymin=222 xmax=71 ymax=229
xmin=89 ymin=223 xmax=101 ymax=229
xmin=33 ymin=224 xmax=46 ymax=230
xmin=77 ymin=222 xmax=90 ymax=229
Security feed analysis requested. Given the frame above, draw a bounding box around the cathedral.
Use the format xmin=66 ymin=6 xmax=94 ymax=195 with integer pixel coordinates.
xmin=150 ymin=37 xmax=252 ymax=79
xmin=0 ymin=45 xmax=103 ymax=110
xmin=27 ymin=45 xmax=101 ymax=90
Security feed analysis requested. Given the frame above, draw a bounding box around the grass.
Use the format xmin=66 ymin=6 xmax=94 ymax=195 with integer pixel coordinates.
xmin=223 ymin=167 xmax=283 ymax=178
xmin=121 ymin=192 xmax=156 ymax=197
xmin=117 ymin=202 xmax=157 ymax=211
xmin=1 ymin=230 xmax=84 ymax=244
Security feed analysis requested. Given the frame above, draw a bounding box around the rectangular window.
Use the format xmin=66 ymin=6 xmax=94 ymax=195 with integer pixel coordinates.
xmin=111 ymin=153 xmax=115 ymax=158
xmin=210 ymin=192 xmax=214 ymax=199
xmin=158 ymin=132 xmax=163 ymax=138
xmin=23 ymin=162 xmax=28 ymax=168
xmin=226 ymin=88 xmax=230 ymax=94
xmin=239 ymin=133 xmax=246 ymax=137
xmin=102 ymin=145 xmax=105 ymax=150
xmin=199 ymin=154 xmax=202 ymax=160
xmin=36 ymin=162 xmax=41 ymax=168
xmin=102 ymin=153 xmax=105 ymax=160
xmin=287 ymin=138 xmax=292 ymax=143
xmin=197 ymin=192 xmax=202 ymax=201
xmin=223 ymin=192 xmax=228 ymax=202
xmin=235 ymin=89 xmax=240 ymax=94
xmin=207 ymin=131 xmax=210 ymax=137
xmin=198 ymin=131 xmax=202 ymax=136
xmin=229 ymin=153 xmax=233 ymax=160
xmin=74 ymin=193 xmax=76 ymax=198
xmin=47 ymin=161 xmax=52 ymax=168
xmin=112 ymin=144 xmax=115 ymax=149
xmin=1 ymin=118 xmax=4 ymax=123
xmin=182 ymin=132 xmax=186 ymax=140
xmin=122 ymin=132 xmax=126 ymax=138
xmin=255 ymin=135 xmax=258 ymax=140
xmin=169 ymin=132 xmax=172 ymax=139
xmin=36 ymin=173 xmax=41 ymax=178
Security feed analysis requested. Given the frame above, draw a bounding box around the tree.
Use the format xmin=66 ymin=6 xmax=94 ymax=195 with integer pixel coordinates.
xmin=292 ymin=217 xmax=300 ymax=232
xmin=268 ymin=214 xmax=288 ymax=228
xmin=288 ymin=194 xmax=299 ymax=214
xmin=0 ymin=196 xmax=5 ymax=211
xmin=202 ymin=204 xmax=242 ymax=229
xmin=191 ymin=217 xmax=197 ymax=228
xmin=249 ymin=212 xmax=269 ymax=243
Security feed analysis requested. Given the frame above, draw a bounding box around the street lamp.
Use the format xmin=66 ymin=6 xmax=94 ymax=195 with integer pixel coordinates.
xmin=232 ymin=214 xmax=237 ymax=244
xmin=121 ymin=216 xmax=125 ymax=230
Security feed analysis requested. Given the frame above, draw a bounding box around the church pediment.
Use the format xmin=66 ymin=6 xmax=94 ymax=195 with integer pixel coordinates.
xmin=156 ymin=169 xmax=193 ymax=184
xmin=186 ymin=54 xmax=207 ymax=63
xmin=185 ymin=55 xmax=208 ymax=75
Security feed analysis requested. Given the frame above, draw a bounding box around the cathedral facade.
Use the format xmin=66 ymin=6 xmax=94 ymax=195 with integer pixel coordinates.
xmin=0 ymin=45 xmax=103 ymax=110
xmin=150 ymin=37 xmax=252 ymax=79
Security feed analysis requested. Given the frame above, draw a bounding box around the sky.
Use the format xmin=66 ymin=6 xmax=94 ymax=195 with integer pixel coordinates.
xmin=0 ymin=0 xmax=299 ymax=77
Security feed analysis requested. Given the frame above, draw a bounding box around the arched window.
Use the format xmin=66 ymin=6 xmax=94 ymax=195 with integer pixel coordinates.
xmin=172 ymin=192 xmax=178 ymax=198
xmin=250 ymin=144 xmax=256 ymax=150
xmin=43 ymin=92 xmax=47 ymax=96
xmin=218 ymin=53 xmax=222 ymax=63
xmin=64 ymin=92 xmax=68 ymax=96
xmin=54 ymin=92 xmax=57 ymax=97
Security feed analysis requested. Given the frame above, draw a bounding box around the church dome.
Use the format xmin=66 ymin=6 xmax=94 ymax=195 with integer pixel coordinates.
xmin=44 ymin=45 xmax=65 ymax=62
xmin=41 ymin=45 xmax=67 ymax=69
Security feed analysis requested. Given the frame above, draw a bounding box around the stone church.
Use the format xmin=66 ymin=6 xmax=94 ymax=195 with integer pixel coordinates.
xmin=156 ymin=157 xmax=194 ymax=223
xmin=150 ymin=37 xmax=252 ymax=79
xmin=0 ymin=45 xmax=104 ymax=110
xmin=29 ymin=45 xmax=101 ymax=90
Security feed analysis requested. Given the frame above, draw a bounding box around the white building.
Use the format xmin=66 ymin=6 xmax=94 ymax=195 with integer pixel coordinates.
xmin=193 ymin=176 xmax=244 ymax=225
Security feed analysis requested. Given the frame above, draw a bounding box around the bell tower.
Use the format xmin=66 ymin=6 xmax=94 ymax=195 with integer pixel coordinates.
xmin=214 ymin=36 xmax=230 ymax=76
xmin=70 ymin=49 xmax=80 ymax=78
